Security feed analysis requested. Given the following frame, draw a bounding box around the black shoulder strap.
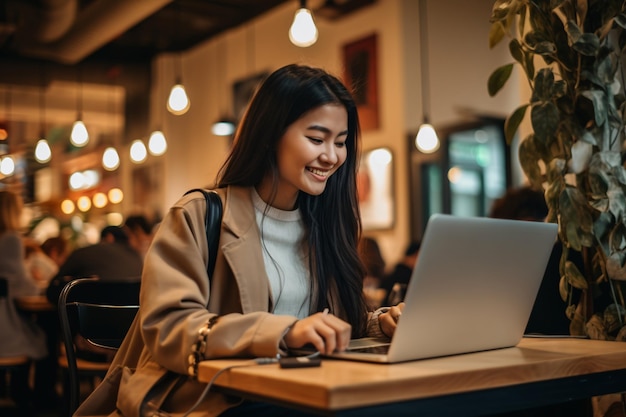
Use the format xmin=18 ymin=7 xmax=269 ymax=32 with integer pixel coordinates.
xmin=184 ymin=189 xmax=223 ymax=278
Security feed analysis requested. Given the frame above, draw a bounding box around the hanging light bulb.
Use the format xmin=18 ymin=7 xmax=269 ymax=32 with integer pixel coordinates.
xmin=167 ymin=82 xmax=190 ymax=115
xmin=0 ymin=155 xmax=15 ymax=176
xmin=35 ymin=77 xmax=52 ymax=164
xmin=130 ymin=139 xmax=147 ymax=163
xmin=102 ymin=146 xmax=120 ymax=171
xmin=415 ymin=123 xmax=440 ymax=153
xmin=289 ymin=0 xmax=318 ymax=47
xmin=71 ymin=72 xmax=89 ymax=147
xmin=70 ymin=120 xmax=89 ymax=147
xmin=35 ymin=139 xmax=52 ymax=163
xmin=415 ymin=0 xmax=439 ymax=154
xmin=148 ymin=130 xmax=167 ymax=155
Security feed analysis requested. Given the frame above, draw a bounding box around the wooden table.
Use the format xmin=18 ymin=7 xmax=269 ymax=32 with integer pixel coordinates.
xmin=198 ymin=337 xmax=626 ymax=416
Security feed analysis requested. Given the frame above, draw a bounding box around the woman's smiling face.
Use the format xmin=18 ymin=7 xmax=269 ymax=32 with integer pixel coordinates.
xmin=258 ymin=103 xmax=348 ymax=210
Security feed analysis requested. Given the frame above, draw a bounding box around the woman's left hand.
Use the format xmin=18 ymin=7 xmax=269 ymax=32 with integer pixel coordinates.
xmin=379 ymin=302 xmax=405 ymax=337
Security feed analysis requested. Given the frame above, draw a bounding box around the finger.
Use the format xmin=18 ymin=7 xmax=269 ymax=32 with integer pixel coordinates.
xmin=321 ymin=314 xmax=352 ymax=351
xmin=388 ymin=306 xmax=402 ymax=323
xmin=379 ymin=311 xmax=398 ymax=337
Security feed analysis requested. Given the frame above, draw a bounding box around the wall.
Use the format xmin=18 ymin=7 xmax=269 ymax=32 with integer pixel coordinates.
xmin=150 ymin=0 xmax=519 ymax=266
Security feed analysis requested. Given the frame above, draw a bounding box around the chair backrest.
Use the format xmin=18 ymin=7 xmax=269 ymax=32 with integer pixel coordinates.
xmin=58 ymin=277 xmax=140 ymax=415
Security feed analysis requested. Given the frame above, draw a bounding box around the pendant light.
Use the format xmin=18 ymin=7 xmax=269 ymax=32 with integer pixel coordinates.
xmin=70 ymin=67 xmax=89 ymax=147
xmin=211 ymin=41 xmax=236 ymax=137
xmin=0 ymin=89 xmax=15 ymax=177
xmin=35 ymin=76 xmax=52 ymax=164
xmin=129 ymin=139 xmax=147 ymax=163
xmin=167 ymin=5 xmax=190 ymax=116
xmin=289 ymin=0 xmax=318 ymax=47
xmin=415 ymin=0 xmax=439 ymax=153
xmin=166 ymin=54 xmax=190 ymax=116
xmin=102 ymin=87 xmax=120 ymax=171
xmin=149 ymin=68 xmax=168 ymax=156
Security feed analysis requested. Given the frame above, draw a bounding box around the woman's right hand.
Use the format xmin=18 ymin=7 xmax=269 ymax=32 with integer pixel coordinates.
xmin=283 ymin=311 xmax=351 ymax=354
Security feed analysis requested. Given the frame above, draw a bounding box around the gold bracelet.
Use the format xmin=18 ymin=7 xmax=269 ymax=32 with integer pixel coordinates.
xmin=187 ymin=315 xmax=219 ymax=377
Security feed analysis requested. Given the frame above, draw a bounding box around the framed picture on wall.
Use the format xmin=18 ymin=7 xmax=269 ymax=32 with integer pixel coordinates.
xmin=342 ymin=33 xmax=380 ymax=131
xmin=357 ymin=147 xmax=394 ymax=230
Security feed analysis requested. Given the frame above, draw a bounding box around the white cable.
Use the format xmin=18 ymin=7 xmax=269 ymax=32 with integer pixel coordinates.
xmin=181 ymin=356 xmax=279 ymax=417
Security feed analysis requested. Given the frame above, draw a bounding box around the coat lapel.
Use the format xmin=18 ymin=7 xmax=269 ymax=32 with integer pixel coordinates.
xmin=220 ymin=186 xmax=271 ymax=313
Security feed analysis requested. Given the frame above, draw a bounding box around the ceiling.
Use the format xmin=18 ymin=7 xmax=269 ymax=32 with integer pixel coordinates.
xmin=0 ymin=0 xmax=376 ymax=141
xmin=0 ymin=0 xmax=290 ymax=65
xmin=0 ymin=0 xmax=376 ymax=66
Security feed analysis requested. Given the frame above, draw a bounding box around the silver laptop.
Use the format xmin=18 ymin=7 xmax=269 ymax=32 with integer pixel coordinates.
xmin=330 ymin=214 xmax=558 ymax=363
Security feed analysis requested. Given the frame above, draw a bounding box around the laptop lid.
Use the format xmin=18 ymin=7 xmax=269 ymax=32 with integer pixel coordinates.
xmin=332 ymin=214 xmax=558 ymax=364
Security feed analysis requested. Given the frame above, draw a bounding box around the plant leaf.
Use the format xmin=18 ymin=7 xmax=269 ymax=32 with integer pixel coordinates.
xmin=532 ymin=68 xmax=555 ymax=102
xmin=573 ymin=33 xmax=600 ymax=56
xmin=581 ymin=89 xmax=607 ymax=126
xmin=508 ymin=38 xmax=523 ymax=63
xmin=568 ymin=140 xmax=593 ymax=174
xmin=504 ymin=104 xmax=528 ymax=144
xmin=565 ymin=260 xmax=588 ymax=289
xmin=489 ymin=22 xmax=506 ymax=49
xmin=488 ymin=63 xmax=514 ymax=96
xmin=531 ymin=101 xmax=559 ymax=141
xmin=518 ymin=135 xmax=543 ymax=188
xmin=559 ymin=275 xmax=569 ymax=301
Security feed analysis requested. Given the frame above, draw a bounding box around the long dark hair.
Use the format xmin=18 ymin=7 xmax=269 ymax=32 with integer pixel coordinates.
xmin=216 ymin=64 xmax=368 ymax=336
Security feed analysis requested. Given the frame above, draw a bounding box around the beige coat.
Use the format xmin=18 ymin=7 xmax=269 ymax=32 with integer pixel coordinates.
xmin=87 ymin=186 xmax=379 ymax=417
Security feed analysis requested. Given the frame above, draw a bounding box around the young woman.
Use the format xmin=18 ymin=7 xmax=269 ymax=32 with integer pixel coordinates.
xmin=81 ymin=64 xmax=403 ymax=417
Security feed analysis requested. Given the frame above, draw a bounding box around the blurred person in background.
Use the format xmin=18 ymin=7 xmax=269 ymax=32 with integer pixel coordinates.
xmin=489 ymin=186 xmax=580 ymax=335
xmin=123 ymin=214 xmax=154 ymax=258
xmin=41 ymin=235 xmax=69 ymax=268
xmin=46 ymin=225 xmax=143 ymax=305
xmin=380 ymin=240 xmax=421 ymax=305
xmin=23 ymin=238 xmax=59 ymax=286
xmin=0 ymin=190 xmax=48 ymax=410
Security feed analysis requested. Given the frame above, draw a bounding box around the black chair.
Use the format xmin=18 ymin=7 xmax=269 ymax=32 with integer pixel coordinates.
xmin=58 ymin=277 xmax=140 ymax=416
xmin=0 ymin=277 xmax=32 ymax=415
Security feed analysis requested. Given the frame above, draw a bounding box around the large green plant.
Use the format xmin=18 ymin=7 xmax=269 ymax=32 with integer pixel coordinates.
xmin=488 ymin=0 xmax=626 ymax=339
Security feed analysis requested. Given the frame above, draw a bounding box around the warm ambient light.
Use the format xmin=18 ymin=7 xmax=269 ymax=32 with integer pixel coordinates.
xmin=102 ymin=147 xmax=120 ymax=171
xmin=35 ymin=139 xmax=52 ymax=163
xmin=92 ymin=192 xmax=108 ymax=209
xmin=148 ymin=130 xmax=167 ymax=156
xmin=69 ymin=170 xmax=99 ymax=191
xmin=70 ymin=120 xmax=89 ymax=147
xmin=167 ymin=84 xmax=190 ymax=115
xmin=130 ymin=139 xmax=147 ymax=163
xmin=61 ymin=199 xmax=75 ymax=215
xmin=211 ymin=120 xmax=236 ymax=136
xmin=289 ymin=2 xmax=318 ymax=47
xmin=77 ymin=195 xmax=92 ymax=212
xmin=0 ymin=156 xmax=15 ymax=176
xmin=108 ymin=188 xmax=124 ymax=204
xmin=367 ymin=148 xmax=392 ymax=168
xmin=415 ymin=123 xmax=440 ymax=153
